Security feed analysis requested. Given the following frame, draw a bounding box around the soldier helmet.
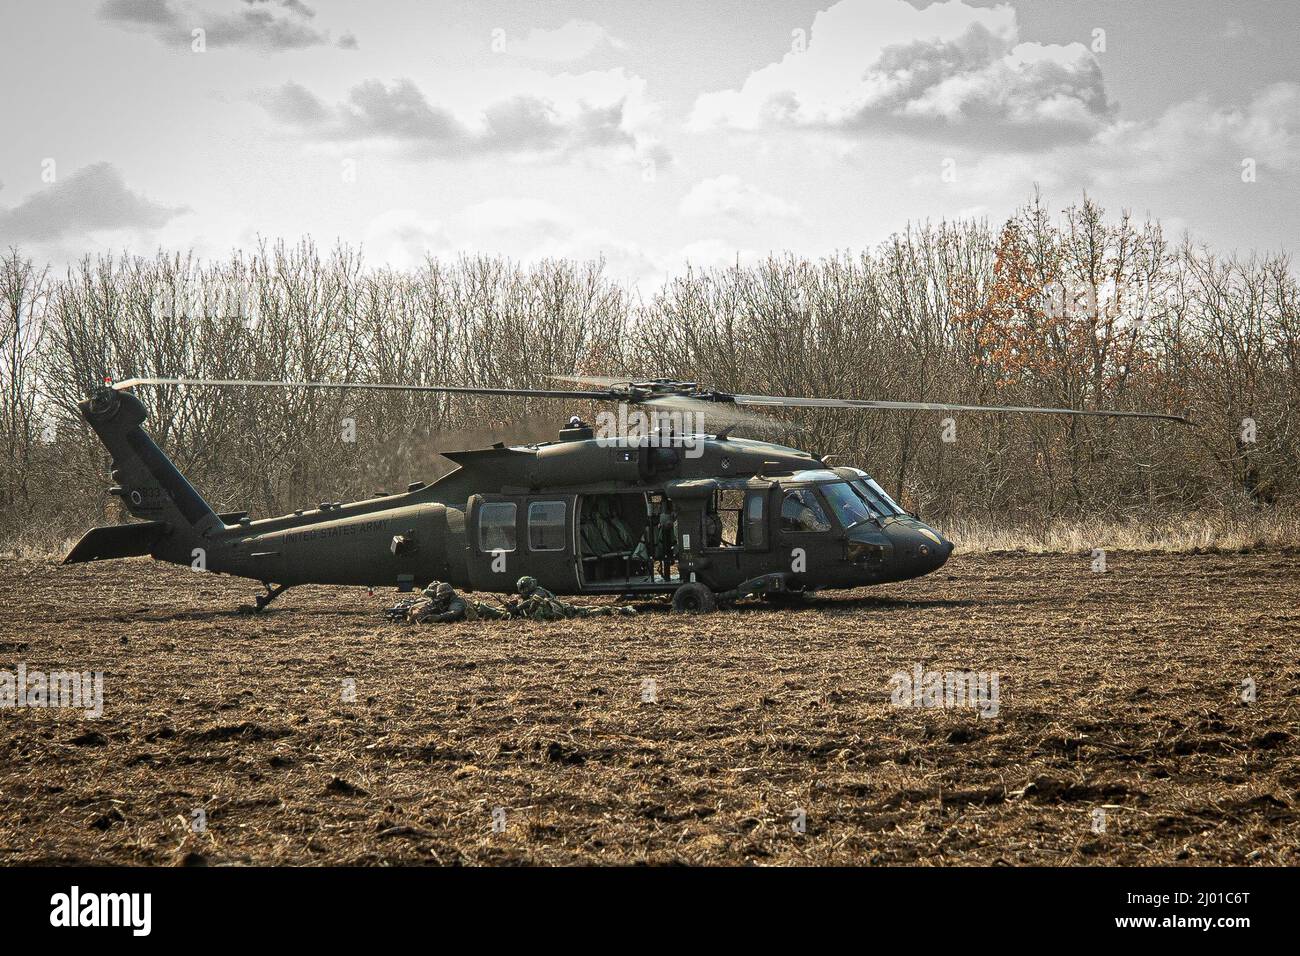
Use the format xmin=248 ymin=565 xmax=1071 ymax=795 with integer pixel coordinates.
xmin=422 ymin=581 xmax=442 ymax=597
xmin=435 ymin=582 xmax=453 ymax=599
xmin=516 ymin=575 xmax=538 ymax=594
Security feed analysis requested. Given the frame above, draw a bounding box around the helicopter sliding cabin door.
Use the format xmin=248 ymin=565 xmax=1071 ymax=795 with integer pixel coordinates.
xmin=466 ymin=493 xmax=579 ymax=595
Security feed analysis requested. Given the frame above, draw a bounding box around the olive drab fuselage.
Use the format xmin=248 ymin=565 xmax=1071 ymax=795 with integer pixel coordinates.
xmin=66 ymin=389 xmax=955 ymax=598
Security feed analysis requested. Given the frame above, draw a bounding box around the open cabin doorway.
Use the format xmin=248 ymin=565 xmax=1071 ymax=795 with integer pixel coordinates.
xmin=577 ymin=491 xmax=680 ymax=591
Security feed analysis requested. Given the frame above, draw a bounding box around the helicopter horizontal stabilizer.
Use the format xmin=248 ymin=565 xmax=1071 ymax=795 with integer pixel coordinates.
xmin=64 ymin=520 xmax=169 ymax=564
xmin=438 ymin=446 xmax=531 ymax=464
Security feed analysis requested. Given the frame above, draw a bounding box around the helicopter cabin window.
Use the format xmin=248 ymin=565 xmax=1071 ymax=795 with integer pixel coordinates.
xmin=744 ymin=491 xmax=767 ymax=549
xmin=528 ymin=501 xmax=567 ymax=551
xmin=780 ymin=488 xmax=831 ymax=533
xmin=478 ymin=501 xmax=517 ymax=552
xmin=707 ymin=490 xmax=745 ymax=548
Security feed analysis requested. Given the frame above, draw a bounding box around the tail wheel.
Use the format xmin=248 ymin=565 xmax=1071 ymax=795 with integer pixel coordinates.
xmin=672 ymin=582 xmax=717 ymax=614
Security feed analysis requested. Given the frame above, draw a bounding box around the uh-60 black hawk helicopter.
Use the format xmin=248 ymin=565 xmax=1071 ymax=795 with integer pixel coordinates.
xmin=64 ymin=375 xmax=1187 ymax=613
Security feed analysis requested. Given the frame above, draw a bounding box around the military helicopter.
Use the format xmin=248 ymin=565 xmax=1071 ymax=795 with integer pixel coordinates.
xmin=64 ymin=376 xmax=1187 ymax=613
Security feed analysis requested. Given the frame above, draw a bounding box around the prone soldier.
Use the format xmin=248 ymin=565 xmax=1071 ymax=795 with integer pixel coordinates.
xmin=389 ymin=581 xmax=510 ymax=623
xmin=511 ymin=576 xmax=636 ymax=619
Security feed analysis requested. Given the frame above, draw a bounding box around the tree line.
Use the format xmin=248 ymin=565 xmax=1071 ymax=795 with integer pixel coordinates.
xmin=2 ymin=195 xmax=1296 ymax=550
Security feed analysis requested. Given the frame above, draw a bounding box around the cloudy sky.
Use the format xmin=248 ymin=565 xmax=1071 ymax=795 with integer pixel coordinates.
xmin=0 ymin=0 xmax=1295 ymax=285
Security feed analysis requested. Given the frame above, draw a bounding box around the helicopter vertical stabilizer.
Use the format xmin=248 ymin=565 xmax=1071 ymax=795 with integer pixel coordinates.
xmin=74 ymin=387 xmax=222 ymax=549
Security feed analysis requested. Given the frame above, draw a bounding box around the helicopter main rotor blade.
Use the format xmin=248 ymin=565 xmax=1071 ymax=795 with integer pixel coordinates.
xmin=110 ymin=377 xmax=1188 ymax=424
xmin=730 ymin=394 xmax=1190 ymax=424
xmin=547 ymin=373 xmax=640 ymax=387
xmin=111 ymin=377 xmax=611 ymax=401
xmin=642 ymin=393 xmax=778 ymax=429
xmin=111 ymin=375 xmax=785 ymax=434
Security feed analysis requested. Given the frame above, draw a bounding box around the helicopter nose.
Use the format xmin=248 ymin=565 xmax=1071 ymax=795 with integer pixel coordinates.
xmin=884 ymin=521 xmax=953 ymax=577
xmin=921 ymin=526 xmax=955 ymax=569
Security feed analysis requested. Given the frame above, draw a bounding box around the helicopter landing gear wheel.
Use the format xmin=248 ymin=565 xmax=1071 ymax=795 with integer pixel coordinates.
xmin=672 ymin=582 xmax=717 ymax=614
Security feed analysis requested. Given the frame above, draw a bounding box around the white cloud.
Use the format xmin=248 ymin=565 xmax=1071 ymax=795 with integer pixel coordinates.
xmin=260 ymin=68 xmax=666 ymax=164
xmin=361 ymin=197 xmax=804 ymax=291
xmin=98 ymin=0 xmax=357 ymax=51
xmin=501 ymin=19 xmax=623 ymax=62
xmin=690 ymin=0 xmax=1109 ymax=146
xmin=1095 ymin=82 xmax=1300 ymax=181
xmin=0 ymin=163 xmax=187 ymax=242
xmin=940 ymin=81 xmax=1300 ymax=200
xmin=458 ymin=197 xmax=574 ymax=236
xmin=361 ymin=209 xmax=451 ymax=271
xmin=362 ymin=198 xmax=661 ymax=287
xmin=679 ymin=175 xmax=801 ymax=224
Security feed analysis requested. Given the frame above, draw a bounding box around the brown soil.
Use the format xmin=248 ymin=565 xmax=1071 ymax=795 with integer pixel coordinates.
xmin=1 ymin=550 xmax=1298 ymax=865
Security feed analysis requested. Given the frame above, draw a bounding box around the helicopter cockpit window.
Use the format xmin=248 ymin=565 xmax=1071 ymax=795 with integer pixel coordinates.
xmin=821 ymin=482 xmax=873 ymax=529
xmin=867 ymin=478 xmax=906 ymax=515
xmin=528 ymin=501 xmax=567 ymax=552
xmin=850 ymin=477 xmax=905 ymax=517
xmin=479 ymin=501 xmax=517 ymax=552
xmin=780 ymin=488 xmax=831 ymax=533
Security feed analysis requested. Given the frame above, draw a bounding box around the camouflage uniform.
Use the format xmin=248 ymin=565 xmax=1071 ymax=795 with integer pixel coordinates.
xmin=463 ymin=597 xmax=510 ymax=621
xmin=511 ymin=576 xmax=636 ymax=620
xmin=391 ymin=581 xmax=509 ymax=623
